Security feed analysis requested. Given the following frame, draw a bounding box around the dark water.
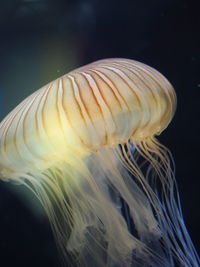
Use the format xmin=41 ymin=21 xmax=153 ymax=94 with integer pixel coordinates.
xmin=0 ymin=1 xmax=199 ymax=266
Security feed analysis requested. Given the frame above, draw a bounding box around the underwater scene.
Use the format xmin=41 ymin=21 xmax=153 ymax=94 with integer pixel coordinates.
xmin=0 ymin=1 xmax=199 ymax=267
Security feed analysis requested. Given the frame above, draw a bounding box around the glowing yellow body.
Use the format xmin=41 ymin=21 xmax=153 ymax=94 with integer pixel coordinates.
xmin=0 ymin=58 xmax=175 ymax=178
xmin=0 ymin=59 xmax=198 ymax=267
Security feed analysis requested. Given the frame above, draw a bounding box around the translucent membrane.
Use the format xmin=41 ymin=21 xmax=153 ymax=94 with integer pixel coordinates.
xmin=0 ymin=58 xmax=199 ymax=266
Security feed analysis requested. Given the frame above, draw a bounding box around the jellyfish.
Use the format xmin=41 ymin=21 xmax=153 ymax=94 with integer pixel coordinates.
xmin=0 ymin=58 xmax=199 ymax=267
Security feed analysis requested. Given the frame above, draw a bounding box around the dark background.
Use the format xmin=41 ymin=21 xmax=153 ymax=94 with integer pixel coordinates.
xmin=0 ymin=0 xmax=199 ymax=266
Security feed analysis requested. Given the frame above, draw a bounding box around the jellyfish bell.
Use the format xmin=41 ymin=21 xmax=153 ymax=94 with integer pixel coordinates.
xmin=0 ymin=59 xmax=175 ymax=175
xmin=0 ymin=58 xmax=198 ymax=266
